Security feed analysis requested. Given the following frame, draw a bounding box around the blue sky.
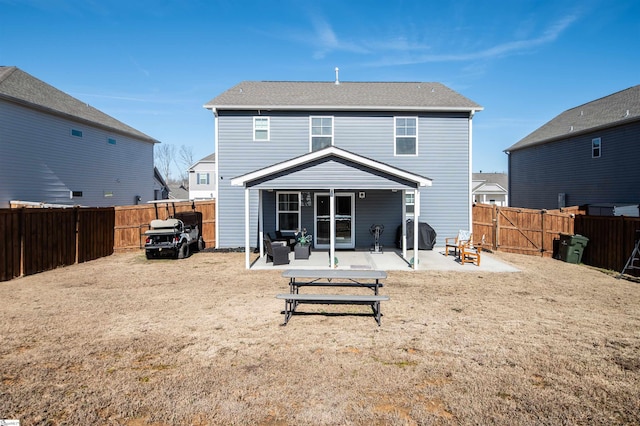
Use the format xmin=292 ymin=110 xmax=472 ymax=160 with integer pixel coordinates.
xmin=1 ymin=0 xmax=639 ymax=177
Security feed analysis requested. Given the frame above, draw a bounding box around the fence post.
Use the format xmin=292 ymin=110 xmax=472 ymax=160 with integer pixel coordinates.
xmin=541 ymin=209 xmax=546 ymax=257
xmin=494 ymin=205 xmax=500 ymax=251
xmin=19 ymin=208 xmax=25 ymax=277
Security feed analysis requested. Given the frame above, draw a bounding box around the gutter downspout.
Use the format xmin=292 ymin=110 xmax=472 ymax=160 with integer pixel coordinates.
xmin=212 ymin=107 xmax=220 ymax=249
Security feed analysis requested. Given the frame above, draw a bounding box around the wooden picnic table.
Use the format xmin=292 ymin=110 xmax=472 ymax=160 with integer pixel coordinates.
xmin=277 ymin=269 xmax=389 ymax=326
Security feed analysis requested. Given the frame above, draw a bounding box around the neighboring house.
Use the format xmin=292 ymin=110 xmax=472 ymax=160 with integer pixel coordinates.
xmin=0 ymin=66 xmax=159 ymax=208
xmin=168 ymin=183 xmax=189 ymax=200
xmin=505 ymin=85 xmax=640 ymax=209
xmin=188 ymin=152 xmax=217 ymax=199
xmin=204 ymin=80 xmax=482 ymax=267
xmin=472 ymin=173 xmax=508 ymax=206
xmin=153 ymin=167 xmax=170 ymax=200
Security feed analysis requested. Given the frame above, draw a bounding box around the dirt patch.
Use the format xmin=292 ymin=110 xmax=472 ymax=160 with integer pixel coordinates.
xmin=1 ymin=251 xmax=639 ymax=425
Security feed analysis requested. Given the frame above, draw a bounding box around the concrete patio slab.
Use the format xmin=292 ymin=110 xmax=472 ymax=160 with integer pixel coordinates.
xmin=250 ymin=246 xmax=520 ymax=272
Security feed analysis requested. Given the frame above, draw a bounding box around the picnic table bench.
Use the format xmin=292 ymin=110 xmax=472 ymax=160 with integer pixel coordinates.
xmin=277 ymin=269 xmax=389 ymax=326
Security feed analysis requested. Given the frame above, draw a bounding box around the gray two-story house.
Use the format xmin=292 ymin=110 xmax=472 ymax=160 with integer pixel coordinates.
xmin=506 ymin=85 xmax=640 ymax=209
xmin=205 ymin=80 xmax=482 ymax=268
xmin=0 ymin=66 xmax=159 ymax=208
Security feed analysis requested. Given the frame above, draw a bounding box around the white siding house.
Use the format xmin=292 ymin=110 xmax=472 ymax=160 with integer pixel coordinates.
xmin=0 ymin=66 xmax=159 ymax=208
xmin=188 ymin=153 xmax=217 ymax=199
xmin=472 ymin=173 xmax=508 ymax=206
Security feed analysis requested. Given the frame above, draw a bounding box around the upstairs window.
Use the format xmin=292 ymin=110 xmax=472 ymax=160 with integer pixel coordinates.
xmin=277 ymin=192 xmax=300 ymax=232
xmin=592 ymin=137 xmax=601 ymax=158
xmin=395 ymin=117 xmax=417 ymax=155
xmin=254 ymin=117 xmax=270 ymax=141
xmin=310 ymin=116 xmax=333 ymax=151
xmin=197 ymin=173 xmax=210 ymax=185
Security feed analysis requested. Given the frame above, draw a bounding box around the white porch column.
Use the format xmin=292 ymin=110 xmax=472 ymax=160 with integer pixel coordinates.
xmin=401 ymin=189 xmax=407 ymax=260
xmin=468 ymin=110 xmax=475 ymax=233
xmin=413 ymin=190 xmax=421 ymax=270
xmin=244 ymin=187 xmax=250 ymax=269
xmin=258 ymin=190 xmax=264 ymax=258
xmin=330 ymin=188 xmax=336 ymax=268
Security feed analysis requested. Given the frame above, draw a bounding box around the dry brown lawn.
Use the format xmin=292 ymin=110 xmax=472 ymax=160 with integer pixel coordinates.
xmin=1 ymin=250 xmax=639 ymax=425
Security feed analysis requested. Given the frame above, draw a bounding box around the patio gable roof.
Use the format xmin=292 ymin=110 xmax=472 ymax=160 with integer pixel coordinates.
xmin=230 ymin=146 xmax=432 ymax=189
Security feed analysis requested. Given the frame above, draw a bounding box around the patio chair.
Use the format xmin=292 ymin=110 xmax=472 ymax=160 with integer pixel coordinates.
xmin=460 ymin=235 xmax=484 ymax=266
xmin=264 ymin=234 xmax=290 ymax=265
xmin=269 ymin=231 xmax=296 ymax=251
xmin=445 ymin=230 xmax=472 ymax=257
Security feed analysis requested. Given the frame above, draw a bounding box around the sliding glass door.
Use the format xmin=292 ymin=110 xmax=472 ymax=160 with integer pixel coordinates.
xmin=315 ymin=193 xmax=355 ymax=249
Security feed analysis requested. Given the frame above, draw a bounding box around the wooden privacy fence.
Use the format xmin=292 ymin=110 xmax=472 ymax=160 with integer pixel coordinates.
xmin=472 ymin=204 xmax=577 ymax=257
xmin=114 ymin=200 xmax=216 ymax=252
xmin=574 ymin=215 xmax=640 ymax=275
xmin=0 ymin=207 xmax=114 ymax=282
xmin=473 ymin=203 xmax=640 ymax=275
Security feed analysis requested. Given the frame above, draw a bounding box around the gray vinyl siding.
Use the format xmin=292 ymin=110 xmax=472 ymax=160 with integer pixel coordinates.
xmin=217 ymin=110 xmax=471 ymax=248
xmin=509 ymin=121 xmax=640 ymax=209
xmin=0 ymin=100 xmax=155 ymax=208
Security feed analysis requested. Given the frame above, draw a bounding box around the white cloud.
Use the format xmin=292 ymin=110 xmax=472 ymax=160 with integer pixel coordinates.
xmin=369 ymin=14 xmax=579 ymax=66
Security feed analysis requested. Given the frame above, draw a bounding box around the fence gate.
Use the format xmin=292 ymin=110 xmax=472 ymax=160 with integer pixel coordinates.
xmin=472 ymin=204 xmax=575 ymax=258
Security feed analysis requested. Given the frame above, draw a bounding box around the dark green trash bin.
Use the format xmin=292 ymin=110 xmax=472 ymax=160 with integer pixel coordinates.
xmin=558 ymin=234 xmax=589 ymax=264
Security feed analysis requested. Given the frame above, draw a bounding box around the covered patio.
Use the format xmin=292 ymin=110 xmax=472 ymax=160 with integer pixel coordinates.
xmin=231 ymin=147 xmax=434 ymax=270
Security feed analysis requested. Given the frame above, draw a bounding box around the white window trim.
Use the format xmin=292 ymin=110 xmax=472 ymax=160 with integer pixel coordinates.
xmin=405 ymin=190 xmax=415 ymax=218
xmin=592 ymin=137 xmax=601 ymax=158
xmin=276 ymin=191 xmax=301 ymax=232
xmin=309 ymin=116 xmax=334 ymax=152
xmin=197 ymin=172 xmax=210 ymax=185
xmin=253 ymin=116 xmax=270 ymax=141
xmin=394 ymin=116 xmax=418 ymax=156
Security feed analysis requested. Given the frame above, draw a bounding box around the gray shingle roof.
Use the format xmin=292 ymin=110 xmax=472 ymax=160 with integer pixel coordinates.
xmin=205 ymin=81 xmax=482 ymax=111
xmin=472 ymin=173 xmax=508 ymax=189
xmin=198 ymin=152 xmax=216 ymax=162
xmin=506 ymin=85 xmax=640 ymax=152
xmin=0 ymin=66 xmax=158 ymax=143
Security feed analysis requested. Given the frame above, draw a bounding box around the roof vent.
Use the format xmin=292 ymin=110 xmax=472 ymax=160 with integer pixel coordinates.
xmin=334 ymin=67 xmax=340 ymax=85
xmin=624 ymin=109 xmax=630 ymax=117
xmin=569 ymin=125 xmax=574 ymax=132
